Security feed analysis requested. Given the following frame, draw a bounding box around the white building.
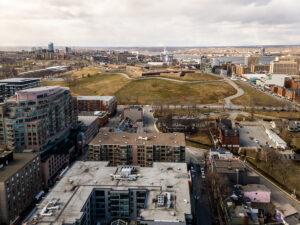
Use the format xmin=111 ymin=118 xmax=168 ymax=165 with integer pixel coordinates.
xmin=265 ymin=129 xmax=287 ymax=149
xmin=256 ymin=74 xmax=289 ymax=88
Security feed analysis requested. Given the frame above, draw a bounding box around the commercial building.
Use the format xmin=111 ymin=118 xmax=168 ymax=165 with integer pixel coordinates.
xmin=0 ymin=86 xmax=78 ymax=152
xmin=0 ymin=151 xmax=42 ymax=225
xmin=88 ymin=132 xmax=186 ymax=167
xmin=211 ymin=159 xmax=259 ymax=185
xmin=270 ymin=60 xmax=298 ymax=75
xmin=215 ymin=119 xmax=239 ymax=148
xmin=77 ymin=96 xmax=117 ymax=116
xmin=27 ymin=161 xmax=192 ymax=225
xmin=0 ymin=78 xmax=41 ymax=101
xmin=244 ymin=56 xmax=258 ymax=67
xmin=265 ymin=129 xmax=287 ymax=149
xmin=250 ymin=64 xmax=270 ymax=73
xmin=256 ymin=74 xmax=288 ymax=88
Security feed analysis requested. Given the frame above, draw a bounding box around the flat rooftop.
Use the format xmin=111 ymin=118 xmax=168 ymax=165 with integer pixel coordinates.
xmin=0 ymin=78 xmax=40 ymax=83
xmin=78 ymin=116 xmax=98 ymax=126
xmin=30 ymin=161 xmax=191 ymax=224
xmin=17 ymin=86 xmax=63 ymax=93
xmin=89 ymin=132 xmax=186 ymax=146
xmin=76 ymin=96 xmax=115 ymax=101
xmin=242 ymin=184 xmax=270 ymax=192
xmin=0 ymin=153 xmax=39 ymax=182
xmin=213 ymin=159 xmax=245 ymax=174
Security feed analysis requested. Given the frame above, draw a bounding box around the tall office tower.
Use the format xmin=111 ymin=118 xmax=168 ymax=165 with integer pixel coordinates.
xmin=0 ymin=150 xmax=42 ymax=225
xmin=48 ymin=42 xmax=54 ymax=52
xmin=0 ymin=86 xmax=78 ymax=152
xmin=88 ymin=132 xmax=186 ymax=166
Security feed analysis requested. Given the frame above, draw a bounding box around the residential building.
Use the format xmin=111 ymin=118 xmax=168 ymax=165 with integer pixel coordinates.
xmin=209 ymin=148 xmax=233 ymax=161
xmin=242 ymin=184 xmax=271 ymax=203
xmin=270 ymin=60 xmax=298 ymax=75
xmin=0 ymin=86 xmax=78 ymax=152
xmin=78 ymin=116 xmax=100 ymax=146
xmin=88 ymin=132 xmax=186 ymax=167
xmin=77 ymin=96 xmax=117 ymax=116
xmin=0 ymin=78 xmax=41 ymax=101
xmin=215 ymin=119 xmax=239 ymax=147
xmin=0 ymin=151 xmax=42 ymax=225
xmin=27 ymin=161 xmax=192 ymax=225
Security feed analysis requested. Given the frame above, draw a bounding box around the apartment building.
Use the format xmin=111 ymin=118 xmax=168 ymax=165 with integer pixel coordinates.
xmin=270 ymin=61 xmax=298 ymax=75
xmin=235 ymin=65 xmax=250 ymax=76
xmin=215 ymin=119 xmax=239 ymax=147
xmin=77 ymin=96 xmax=117 ymax=116
xmin=88 ymin=132 xmax=186 ymax=166
xmin=0 ymin=150 xmax=42 ymax=225
xmin=0 ymin=86 xmax=78 ymax=152
xmin=79 ymin=111 xmax=109 ymax=126
xmin=27 ymin=161 xmax=192 ymax=225
xmin=0 ymin=78 xmax=41 ymax=102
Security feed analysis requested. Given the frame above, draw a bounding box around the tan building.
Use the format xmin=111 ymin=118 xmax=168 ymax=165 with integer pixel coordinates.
xmin=0 ymin=151 xmax=42 ymax=225
xmin=88 ymin=132 xmax=186 ymax=167
xmin=270 ymin=61 xmax=298 ymax=75
xmin=250 ymin=64 xmax=270 ymax=73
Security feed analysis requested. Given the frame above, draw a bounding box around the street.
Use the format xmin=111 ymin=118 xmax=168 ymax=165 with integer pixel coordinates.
xmin=187 ymin=147 xmax=213 ymax=225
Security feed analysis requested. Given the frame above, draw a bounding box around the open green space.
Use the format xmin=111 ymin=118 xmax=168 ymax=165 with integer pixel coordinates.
xmin=159 ymin=72 xmax=222 ymax=81
xmin=43 ymin=73 xmax=236 ymax=105
xmin=232 ymin=81 xmax=287 ymax=107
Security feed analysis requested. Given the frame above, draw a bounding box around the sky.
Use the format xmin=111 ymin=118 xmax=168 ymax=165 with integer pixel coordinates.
xmin=0 ymin=0 xmax=300 ymax=47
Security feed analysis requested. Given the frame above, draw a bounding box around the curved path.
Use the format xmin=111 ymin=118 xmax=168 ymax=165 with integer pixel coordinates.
xmin=116 ymin=72 xmax=225 ymax=83
xmin=117 ymin=72 xmax=245 ymax=106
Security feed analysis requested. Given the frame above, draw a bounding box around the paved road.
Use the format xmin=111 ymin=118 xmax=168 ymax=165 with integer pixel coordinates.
xmin=187 ymin=147 xmax=212 ymax=225
xmin=223 ymin=76 xmax=245 ymax=107
xmin=143 ymin=105 xmax=158 ymax=133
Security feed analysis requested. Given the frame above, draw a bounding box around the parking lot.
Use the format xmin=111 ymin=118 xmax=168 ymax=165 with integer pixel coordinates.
xmin=239 ymin=125 xmax=274 ymax=148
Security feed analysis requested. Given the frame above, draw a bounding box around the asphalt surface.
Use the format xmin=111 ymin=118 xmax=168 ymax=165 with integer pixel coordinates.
xmin=187 ymin=147 xmax=212 ymax=225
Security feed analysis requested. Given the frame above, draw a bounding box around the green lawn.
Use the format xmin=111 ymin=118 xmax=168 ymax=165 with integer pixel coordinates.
xmin=43 ymin=73 xmax=236 ymax=105
xmin=232 ymin=81 xmax=287 ymax=107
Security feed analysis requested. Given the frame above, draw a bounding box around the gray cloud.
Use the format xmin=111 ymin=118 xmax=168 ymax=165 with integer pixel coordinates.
xmin=0 ymin=0 xmax=299 ymax=46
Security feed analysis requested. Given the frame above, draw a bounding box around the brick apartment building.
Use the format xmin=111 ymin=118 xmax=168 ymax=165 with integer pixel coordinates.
xmin=88 ymin=132 xmax=186 ymax=167
xmin=0 ymin=151 xmax=42 ymax=225
xmin=215 ymin=119 xmax=239 ymax=147
xmin=76 ymin=96 xmax=117 ymax=116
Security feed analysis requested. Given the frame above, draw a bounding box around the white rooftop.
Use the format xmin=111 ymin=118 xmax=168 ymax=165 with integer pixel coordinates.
xmin=76 ymin=96 xmax=116 ymax=102
xmin=30 ymin=161 xmax=191 ymax=225
xmin=0 ymin=78 xmax=40 ymax=83
xmin=78 ymin=116 xmax=98 ymax=126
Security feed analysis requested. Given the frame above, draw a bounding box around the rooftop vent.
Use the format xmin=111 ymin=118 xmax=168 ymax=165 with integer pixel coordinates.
xmin=157 ymin=194 xmax=165 ymax=207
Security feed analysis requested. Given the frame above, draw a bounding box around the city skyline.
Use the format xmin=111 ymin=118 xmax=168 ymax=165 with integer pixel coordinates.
xmin=1 ymin=0 xmax=300 ymax=47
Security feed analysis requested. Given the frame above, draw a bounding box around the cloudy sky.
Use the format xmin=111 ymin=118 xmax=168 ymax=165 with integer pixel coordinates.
xmin=0 ymin=0 xmax=299 ymax=47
